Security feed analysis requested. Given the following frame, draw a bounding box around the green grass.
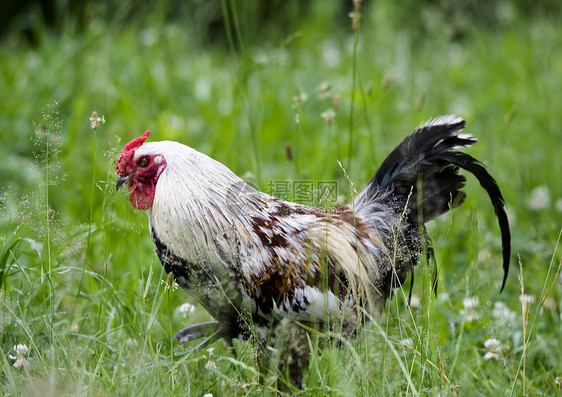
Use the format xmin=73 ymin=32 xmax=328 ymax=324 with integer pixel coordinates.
xmin=1 ymin=1 xmax=561 ymax=395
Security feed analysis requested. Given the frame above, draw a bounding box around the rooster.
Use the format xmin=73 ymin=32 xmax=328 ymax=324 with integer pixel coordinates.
xmin=116 ymin=115 xmax=510 ymax=387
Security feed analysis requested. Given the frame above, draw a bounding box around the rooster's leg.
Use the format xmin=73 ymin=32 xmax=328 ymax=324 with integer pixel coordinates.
xmin=174 ymin=321 xmax=222 ymax=344
xmin=174 ymin=321 xmax=236 ymax=353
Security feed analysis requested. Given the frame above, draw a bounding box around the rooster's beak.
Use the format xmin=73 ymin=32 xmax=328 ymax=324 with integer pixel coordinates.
xmin=116 ymin=175 xmax=128 ymax=191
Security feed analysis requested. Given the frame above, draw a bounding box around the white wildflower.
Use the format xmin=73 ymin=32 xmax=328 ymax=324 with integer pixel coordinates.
xmin=204 ymin=346 xmax=218 ymax=370
xmin=399 ymin=338 xmax=413 ymax=349
xmin=89 ymin=111 xmax=105 ymax=130
xmin=321 ymin=109 xmax=336 ymax=125
xmin=463 ymin=297 xmax=479 ymax=308
xmin=483 ymin=338 xmax=504 ymax=361
xmin=203 ymin=394 xmax=214 ymax=397
xmin=484 ymin=338 xmax=501 ymax=351
xmin=463 ymin=309 xmax=479 ymax=322
xmin=8 ymin=344 xmax=30 ymax=369
xmin=492 ymin=301 xmax=516 ymax=326
xmin=179 ymin=302 xmax=196 ymax=318
xmin=461 ymin=297 xmax=479 ymax=321
xmin=555 ymin=376 xmax=562 ymax=388
xmin=519 ymin=294 xmax=535 ymax=305
xmin=205 ymin=359 xmax=218 ymax=371
xmin=70 ymin=324 xmax=80 ymax=333
xmin=528 ymin=185 xmax=550 ymax=210
xmin=161 ymin=275 xmax=179 ymax=292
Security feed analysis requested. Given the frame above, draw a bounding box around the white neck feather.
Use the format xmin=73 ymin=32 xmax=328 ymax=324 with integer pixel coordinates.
xmin=138 ymin=141 xmax=266 ymax=266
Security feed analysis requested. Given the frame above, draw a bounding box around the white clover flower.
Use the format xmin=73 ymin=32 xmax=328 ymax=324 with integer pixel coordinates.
xmin=483 ymin=338 xmax=505 ymax=361
xmin=461 ymin=297 xmax=480 ymax=321
xmin=492 ymin=301 xmax=516 ymax=326
xmin=519 ymin=294 xmax=535 ymax=305
xmin=203 ymin=394 xmax=214 ymax=397
xmin=179 ymin=302 xmax=196 ymax=318
xmin=555 ymin=376 xmax=562 ymax=387
xmin=205 ymin=359 xmax=218 ymax=371
xmin=528 ymin=185 xmax=550 ymax=210
xmin=8 ymin=344 xmax=30 ymax=369
xmin=204 ymin=346 xmax=218 ymax=370
xmin=484 ymin=338 xmax=501 ymax=351
xmin=89 ymin=111 xmax=105 ymax=130
xmin=321 ymin=109 xmax=336 ymax=125
xmin=15 ymin=344 xmax=28 ymax=355
xmin=463 ymin=297 xmax=480 ymax=309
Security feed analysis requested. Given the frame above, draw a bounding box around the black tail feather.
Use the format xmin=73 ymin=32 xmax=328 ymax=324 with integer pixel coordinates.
xmin=438 ymin=151 xmax=511 ymax=291
xmin=371 ymin=116 xmax=475 ymax=223
xmin=366 ymin=115 xmax=510 ymax=291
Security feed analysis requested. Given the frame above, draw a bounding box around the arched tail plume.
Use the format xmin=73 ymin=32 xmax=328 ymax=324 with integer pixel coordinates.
xmin=364 ymin=115 xmax=510 ymax=290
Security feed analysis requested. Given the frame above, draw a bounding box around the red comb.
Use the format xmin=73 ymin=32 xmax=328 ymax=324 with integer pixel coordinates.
xmin=116 ymin=131 xmax=150 ymax=175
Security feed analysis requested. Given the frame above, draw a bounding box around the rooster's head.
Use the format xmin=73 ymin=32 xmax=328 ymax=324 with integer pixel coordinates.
xmin=116 ymin=131 xmax=167 ymax=210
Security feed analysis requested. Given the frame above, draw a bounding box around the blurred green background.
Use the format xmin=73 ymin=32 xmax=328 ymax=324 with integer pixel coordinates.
xmin=1 ymin=0 xmax=561 ymax=395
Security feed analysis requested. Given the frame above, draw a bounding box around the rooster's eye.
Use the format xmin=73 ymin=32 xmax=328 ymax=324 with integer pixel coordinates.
xmin=139 ymin=156 xmax=150 ymax=167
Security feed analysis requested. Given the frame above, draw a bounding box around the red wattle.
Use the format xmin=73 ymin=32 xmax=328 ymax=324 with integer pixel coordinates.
xmin=129 ymin=179 xmax=155 ymax=210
